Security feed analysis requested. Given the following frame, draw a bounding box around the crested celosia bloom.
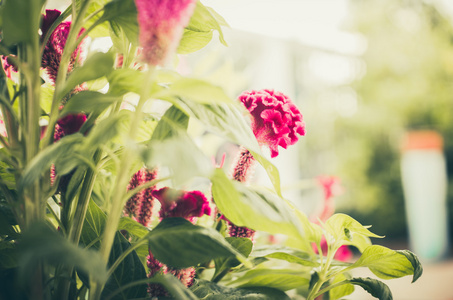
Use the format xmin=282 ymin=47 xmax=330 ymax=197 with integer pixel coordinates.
xmin=41 ymin=9 xmax=85 ymax=83
xmin=239 ymin=89 xmax=305 ymax=158
xmin=134 ymin=0 xmax=196 ymax=65
xmin=147 ymin=187 xmax=210 ymax=296
xmin=152 ymin=187 xmax=211 ymax=221
xmin=53 ymin=113 xmax=87 ymax=142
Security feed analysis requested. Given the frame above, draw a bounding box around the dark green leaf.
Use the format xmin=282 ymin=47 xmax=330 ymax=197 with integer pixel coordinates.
xmin=58 ymin=52 xmax=114 ymax=99
xmin=211 ymin=169 xmax=301 ymax=238
xmin=309 ymin=271 xmax=319 ymax=290
xmin=80 ymin=201 xmax=147 ymax=299
xmin=150 ymin=274 xmax=199 ymax=300
xmin=213 ymin=237 xmax=253 ymax=281
xmin=18 ymin=134 xmax=85 ymax=191
xmin=146 ymin=218 xmax=244 ymax=268
xmin=351 ymin=245 xmax=414 ymax=280
xmin=1 ymin=0 xmax=45 ymax=45
xmin=60 ymin=91 xmax=120 ymax=117
xmin=151 ymin=105 xmax=189 ymax=141
xmin=0 ymin=160 xmax=16 ymax=189
xmin=395 ymin=250 xmax=423 ymax=283
xmin=18 ymin=223 xmax=108 ymax=284
xmin=191 ymin=279 xmax=291 ymax=300
xmin=230 ymin=268 xmax=309 ymax=291
xmin=349 ymin=277 xmax=392 ymax=300
xmin=0 ymin=241 xmax=17 ymax=269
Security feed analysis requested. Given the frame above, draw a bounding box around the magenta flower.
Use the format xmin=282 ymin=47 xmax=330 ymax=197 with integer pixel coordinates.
xmin=239 ymin=89 xmax=305 ymax=158
xmin=152 ymin=187 xmax=211 ymax=221
xmin=41 ymin=12 xmax=85 ymax=83
xmin=314 ymin=236 xmax=353 ymax=262
xmin=134 ymin=0 xmax=196 ymax=65
xmin=54 ymin=114 xmax=87 ymax=142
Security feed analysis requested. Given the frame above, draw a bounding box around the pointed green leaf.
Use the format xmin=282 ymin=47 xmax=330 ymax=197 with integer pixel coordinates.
xmin=230 ymin=268 xmax=309 ymax=291
xmin=251 ymin=245 xmax=319 ymax=267
xmin=118 ymin=217 xmax=149 ymax=239
xmin=178 ymin=29 xmax=213 ymax=54
xmin=60 ymin=91 xmax=120 ymax=117
xmin=18 ymin=223 xmax=108 ymax=284
xmin=329 ymin=274 xmax=354 ymax=300
xmin=103 ymin=0 xmax=139 ymax=45
xmin=348 ymin=277 xmax=392 ymax=300
xmin=395 ymin=250 xmax=423 ymax=283
xmin=18 ymin=134 xmax=85 ymax=191
xmin=151 ymin=105 xmax=189 ymax=141
xmin=213 ymin=237 xmax=253 ymax=281
xmin=211 ymin=169 xmax=300 ymax=238
xmin=80 ymin=201 xmax=147 ymax=299
xmin=58 ymin=52 xmax=114 ymax=99
xmin=191 ymin=279 xmax=291 ymax=300
xmin=351 ymin=245 xmax=414 ymax=280
xmin=146 ymin=218 xmax=244 ymax=268
xmin=325 ymin=214 xmax=383 ymax=249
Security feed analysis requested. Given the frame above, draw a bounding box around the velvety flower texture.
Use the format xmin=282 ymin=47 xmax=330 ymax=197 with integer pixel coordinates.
xmin=152 ymin=187 xmax=211 ymax=221
xmin=41 ymin=10 xmax=85 ymax=83
xmin=239 ymin=89 xmax=305 ymax=158
xmin=135 ymin=0 xmax=196 ymax=65
xmin=54 ymin=114 xmax=87 ymax=142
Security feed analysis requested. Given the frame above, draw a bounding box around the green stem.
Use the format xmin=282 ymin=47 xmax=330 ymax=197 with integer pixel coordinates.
xmin=90 ymin=67 xmax=156 ymax=300
xmin=314 ymin=280 xmax=351 ymax=298
xmin=307 ymin=244 xmax=336 ymax=300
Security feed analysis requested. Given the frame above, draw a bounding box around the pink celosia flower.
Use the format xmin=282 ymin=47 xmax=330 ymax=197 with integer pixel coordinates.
xmin=135 ymin=0 xmax=196 ymax=66
xmin=41 ymin=9 xmax=61 ymax=40
xmin=41 ymin=13 xmax=85 ymax=83
xmin=239 ymin=89 xmax=305 ymax=158
xmin=152 ymin=187 xmax=211 ymax=221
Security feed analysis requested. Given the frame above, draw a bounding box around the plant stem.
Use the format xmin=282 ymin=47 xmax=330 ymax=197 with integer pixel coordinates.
xmin=90 ymin=67 xmax=156 ymax=300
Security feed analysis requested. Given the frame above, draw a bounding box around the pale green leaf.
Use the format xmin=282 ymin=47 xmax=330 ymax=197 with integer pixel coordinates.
xmin=230 ymin=269 xmax=309 ymax=291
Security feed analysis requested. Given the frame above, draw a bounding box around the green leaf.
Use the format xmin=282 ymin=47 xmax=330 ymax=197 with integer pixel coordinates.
xmin=18 ymin=134 xmax=85 ymax=191
xmin=80 ymin=201 xmax=147 ymax=299
xmin=146 ymin=218 xmax=244 ymax=268
xmin=329 ymin=274 xmax=354 ymax=300
xmin=102 ymin=0 xmax=139 ymax=45
xmin=118 ymin=217 xmax=149 ymax=239
xmin=0 ymin=160 xmax=16 ymax=189
xmin=81 ymin=114 xmax=124 ymax=150
xmin=178 ymin=29 xmax=213 ymax=54
xmin=251 ymin=245 xmax=319 ymax=267
xmin=213 ymin=237 xmax=253 ymax=281
xmin=106 ymin=69 xmax=163 ymax=96
xmin=351 ymin=245 xmax=414 ymax=280
xmin=18 ymin=223 xmax=108 ymax=284
xmin=58 ymin=52 xmax=114 ymax=99
xmin=150 ymin=274 xmax=199 ymax=300
xmin=151 ymin=105 xmax=189 ymax=141
xmin=325 ymin=214 xmax=382 ymax=248
xmin=177 ymin=100 xmax=282 ymax=196
xmin=395 ymin=250 xmax=423 ymax=283
xmin=0 ymin=241 xmax=17 ymax=269
xmin=211 ymin=169 xmax=300 ymax=238
xmin=191 ymin=279 xmax=291 ymax=300
xmin=230 ymin=268 xmax=309 ymax=291
xmin=144 ymin=134 xmax=212 ymax=186
xmin=348 ymin=277 xmax=392 ymax=300
xmin=1 ymin=0 xmax=45 ymax=45
xmin=162 ymin=77 xmax=232 ymax=104
xmin=60 ymin=91 xmax=121 ymax=117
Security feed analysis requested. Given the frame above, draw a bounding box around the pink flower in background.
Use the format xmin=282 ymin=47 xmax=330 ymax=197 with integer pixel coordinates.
xmin=239 ymin=89 xmax=305 ymax=158
xmin=135 ymin=0 xmax=196 ymax=65
xmin=314 ymin=236 xmax=353 ymax=262
xmin=316 ymin=175 xmax=342 ymax=222
xmin=152 ymin=187 xmax=211 ymax=221
xmin=41 ymin=10 xmax=85 ymax=83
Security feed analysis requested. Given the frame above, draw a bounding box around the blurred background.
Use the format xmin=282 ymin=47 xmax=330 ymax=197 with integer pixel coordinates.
xmin=186 ymin=0 xmax=453 ymax=298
